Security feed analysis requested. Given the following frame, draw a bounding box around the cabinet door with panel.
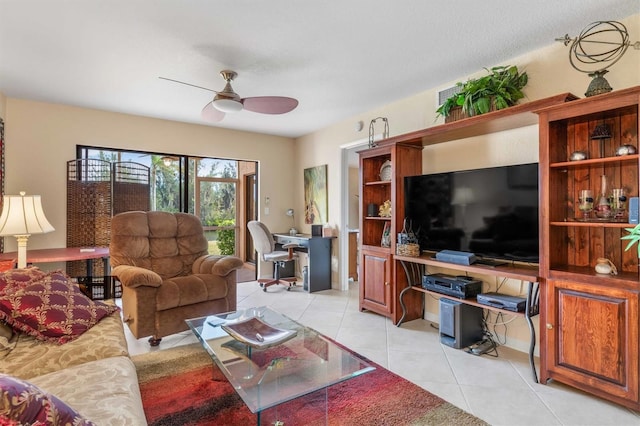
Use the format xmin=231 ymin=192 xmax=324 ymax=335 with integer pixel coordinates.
xmin=543 ymin=279 xmax=639 ymax=407
xmin=360 ymin=248 xmax=392 ymax=316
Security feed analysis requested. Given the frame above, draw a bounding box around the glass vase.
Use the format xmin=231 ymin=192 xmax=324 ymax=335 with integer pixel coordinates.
xmin=594 ymin=175 xmax=612 ymax=219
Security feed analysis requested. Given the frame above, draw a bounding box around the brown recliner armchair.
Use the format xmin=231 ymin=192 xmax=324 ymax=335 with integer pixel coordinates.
xmin=110 ymin=211 xmax=243 ymax=346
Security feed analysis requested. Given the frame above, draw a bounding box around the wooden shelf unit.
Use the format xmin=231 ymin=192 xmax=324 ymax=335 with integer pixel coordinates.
xmin=536 ymin=85 xmax=640 ymax=411
xmin=358 ymin=143 xmax=423 ymax=320
xmin=357 ymin=93 xmax=578 ymax=324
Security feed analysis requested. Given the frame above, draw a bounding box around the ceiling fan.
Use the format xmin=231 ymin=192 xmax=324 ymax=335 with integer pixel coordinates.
xmin=160 ymin=70 xmax=298 ymax=122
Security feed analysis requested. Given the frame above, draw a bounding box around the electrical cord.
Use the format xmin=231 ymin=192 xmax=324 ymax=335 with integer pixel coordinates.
xmin=491 ymin=312 xmax=508 ymax=346
xmin=495 ymin=276 xmax=508 ymax=292
xmin=462 ymin=312 xmax=499 ymax=357
xmin=484 ymin=311 xmax=519 ymax=326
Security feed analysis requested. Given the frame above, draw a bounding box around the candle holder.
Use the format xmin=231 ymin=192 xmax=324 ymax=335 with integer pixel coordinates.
xmin=591 ymin=123 xmax=612 ymax=158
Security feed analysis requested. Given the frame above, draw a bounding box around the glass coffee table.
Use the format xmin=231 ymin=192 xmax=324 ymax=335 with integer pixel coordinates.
xmin=186 ymin=306 xmax=374 ymax=425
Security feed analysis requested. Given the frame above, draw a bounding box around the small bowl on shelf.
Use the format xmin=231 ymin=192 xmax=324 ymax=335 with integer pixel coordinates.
xmin=569 ymin=151 xmax=588 ymax=161
xmin=615 ymin=144 xmax=637 ymax=156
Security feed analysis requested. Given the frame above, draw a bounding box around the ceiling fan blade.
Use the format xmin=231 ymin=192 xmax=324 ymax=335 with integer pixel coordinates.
xmin=159 ymin=77 xmax=218 ymax=93
xmin=242 ymin=96 xmax=299 ymax=114
xmin=201 ymin=103 xmax=225 ymax=122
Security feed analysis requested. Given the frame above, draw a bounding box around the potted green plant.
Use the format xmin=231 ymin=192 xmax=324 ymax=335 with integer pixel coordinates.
xmin=621 ymin=223 xmax=640 ymax=256
xmin=436 ymin=65 xmax=529 ymax=120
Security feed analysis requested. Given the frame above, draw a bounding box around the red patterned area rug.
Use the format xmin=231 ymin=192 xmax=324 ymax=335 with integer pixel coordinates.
xmin=133 ymin=342 xmax=486 ymax=426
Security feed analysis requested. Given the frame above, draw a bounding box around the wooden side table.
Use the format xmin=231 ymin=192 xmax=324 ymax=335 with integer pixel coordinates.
xmin=0 ymin=247 xmax=113 ymax=299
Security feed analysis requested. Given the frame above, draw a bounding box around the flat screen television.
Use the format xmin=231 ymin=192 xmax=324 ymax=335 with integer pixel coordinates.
xmin=404 ymin=163 xmax=539 ymax=263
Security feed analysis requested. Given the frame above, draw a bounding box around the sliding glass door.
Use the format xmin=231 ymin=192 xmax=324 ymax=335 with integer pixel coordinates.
xmin=191 ymin=158 xmax=238 ymax=256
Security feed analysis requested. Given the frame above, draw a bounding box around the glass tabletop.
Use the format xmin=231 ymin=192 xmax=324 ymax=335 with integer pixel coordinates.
xmin=185 ymin=306 xmax=374 ymax=413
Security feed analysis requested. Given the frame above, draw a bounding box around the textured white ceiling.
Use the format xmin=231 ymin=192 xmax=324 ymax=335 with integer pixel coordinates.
xmin=1 ymin=0 xmax=638 ymax=138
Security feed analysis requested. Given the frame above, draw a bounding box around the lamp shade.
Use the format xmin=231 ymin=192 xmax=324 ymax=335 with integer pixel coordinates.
xmin=451 ymin=187 xmax=475 ymax=206
xmin=0 ymin=192 xmax=55 ymax=236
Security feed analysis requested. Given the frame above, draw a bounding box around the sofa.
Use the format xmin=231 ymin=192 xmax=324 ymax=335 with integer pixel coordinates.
xmin=110 ymin=211 xmax=243 ymax=346
xmin=0 ymin=268 xmax=147 ymax=425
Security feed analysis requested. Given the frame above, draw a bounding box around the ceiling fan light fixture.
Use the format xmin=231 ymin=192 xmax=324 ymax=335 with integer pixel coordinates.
xmin=212 ymin=98 xmax=243 ymax=113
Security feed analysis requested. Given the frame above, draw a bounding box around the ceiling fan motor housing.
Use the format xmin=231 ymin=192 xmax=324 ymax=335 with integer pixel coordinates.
xmin=213 ymin=71 xmax=242 ymax=111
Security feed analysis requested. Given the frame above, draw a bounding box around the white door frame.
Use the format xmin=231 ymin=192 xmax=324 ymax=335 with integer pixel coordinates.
xmin=339 ymin=137 xmax=377 ymax=291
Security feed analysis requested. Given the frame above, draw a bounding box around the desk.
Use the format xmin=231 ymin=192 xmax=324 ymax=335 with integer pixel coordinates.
xmin=0 ymin=247 xmax=112 ymax=298
xmin=273 ymin=233 xmax=334 ymax=293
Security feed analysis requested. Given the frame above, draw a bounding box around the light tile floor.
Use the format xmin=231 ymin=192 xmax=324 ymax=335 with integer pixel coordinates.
xmin=124 ymin=281 xmax=640 ymax=426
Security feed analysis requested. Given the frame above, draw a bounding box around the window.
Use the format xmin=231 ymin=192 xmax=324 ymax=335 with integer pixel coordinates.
xmin=77 ymin=146 xmax=252 ymax=257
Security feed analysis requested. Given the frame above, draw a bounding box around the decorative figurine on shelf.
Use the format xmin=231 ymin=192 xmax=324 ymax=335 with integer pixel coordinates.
xmin=368 ymin=117 xmax=389 ymax=148
xmin=379 ymin=200 xmax=392 ymax=217
xmin=595 ymin=257 xmax=618 ymax=275
xmin=595 ymin=175 xmax=612 ymax=219
xmin=591 ymin=123 xmax=612 ymax=158
xmin=556 ymin=20 xmax=638 ymax=97
xmin=615 ymin=144 xmax=637 ymax=156
xmin=616 ymin=130 xmax=638 ymax=156
xmin=570 ymin=150 xmax=588 ymax=161
xmin=381 ymin=222 xmax=391 ymax=248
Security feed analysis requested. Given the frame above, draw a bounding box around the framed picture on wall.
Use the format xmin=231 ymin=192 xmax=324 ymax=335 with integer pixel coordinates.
xmin=304 ymin=165 xmax=328 ymax=224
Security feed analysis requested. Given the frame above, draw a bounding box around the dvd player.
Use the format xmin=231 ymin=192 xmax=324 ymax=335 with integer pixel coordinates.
xmin=422 ymin=273 xmax=482 ymax=299
xmin=476 ymin=292 xmax=527 ymax=312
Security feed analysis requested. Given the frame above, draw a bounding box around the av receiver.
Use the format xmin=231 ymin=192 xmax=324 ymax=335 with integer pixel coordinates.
xmin=422 ymin=273 xmax=482 ymax=299
xmin=476 ymin=292 xmax=527 ymax=312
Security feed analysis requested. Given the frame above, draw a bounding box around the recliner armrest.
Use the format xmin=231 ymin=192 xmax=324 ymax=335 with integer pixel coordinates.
xmin=192 ymin=255 xmax=244 ymax=277
xmin=112 ymin=265 xmax=163 ymax=288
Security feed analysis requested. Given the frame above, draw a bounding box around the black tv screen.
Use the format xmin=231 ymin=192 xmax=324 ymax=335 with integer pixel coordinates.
xmin=404 ymin=163 xmax=539 ymax=263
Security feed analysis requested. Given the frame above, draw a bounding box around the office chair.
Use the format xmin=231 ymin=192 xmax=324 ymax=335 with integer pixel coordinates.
xmin=247 ymin=220 xmax=299 ymax=292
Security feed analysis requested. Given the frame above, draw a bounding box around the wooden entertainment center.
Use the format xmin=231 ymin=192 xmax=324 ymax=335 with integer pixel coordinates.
xmin=358 ymin=86 xmax=640 ymax=410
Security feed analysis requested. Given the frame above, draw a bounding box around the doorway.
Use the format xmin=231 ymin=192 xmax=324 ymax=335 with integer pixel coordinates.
xmin=245 ymin=173 xmax=257 ymax=264
xmin=340 ymin=140 xmax=368 ymax=291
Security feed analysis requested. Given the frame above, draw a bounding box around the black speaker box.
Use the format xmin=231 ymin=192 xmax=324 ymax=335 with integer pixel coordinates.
xmin=311 ymin=224 xmax=323 ymax=236
xmin=439 ymin=298 xmax=483 ymax=349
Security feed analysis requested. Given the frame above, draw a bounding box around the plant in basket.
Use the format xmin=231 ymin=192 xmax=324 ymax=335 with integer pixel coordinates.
xmin=436 ymin=65 xmax=528 ymax=120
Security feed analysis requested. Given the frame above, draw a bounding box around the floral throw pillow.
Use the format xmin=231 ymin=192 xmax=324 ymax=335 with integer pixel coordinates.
xmin=0 ymin=374 xmax=95 ymax=425
xmin=0 ymin=267 xmax=47 ymax=297
xmin=0 ymin=271 xmax=119 ymax=344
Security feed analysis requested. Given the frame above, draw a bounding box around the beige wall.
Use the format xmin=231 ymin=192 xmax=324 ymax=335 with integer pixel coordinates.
xmin=0 ymin=91 xmax=6 ymax=120
xmin=295 ymin=13 xmax=640 ymax=352
xmin=2 ymin=99 xmax=295 ymax=265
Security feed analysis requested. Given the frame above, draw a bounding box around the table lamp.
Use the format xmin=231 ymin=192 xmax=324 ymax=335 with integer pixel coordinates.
xmin=286 ymin=208 xmax=297 ymax=235
xmin=0 ymin=192 xmax=55 ymax=268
